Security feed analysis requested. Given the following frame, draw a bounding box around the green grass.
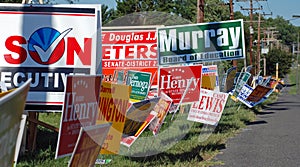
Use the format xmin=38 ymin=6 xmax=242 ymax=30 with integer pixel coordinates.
xmin=288 ymin=65 xmax=300 ymax=94
xmin=16 ymin=97 xmax=265 ymax=167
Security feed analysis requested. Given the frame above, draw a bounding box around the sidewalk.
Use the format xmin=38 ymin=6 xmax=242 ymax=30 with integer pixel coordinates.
xmin=213 ymin=84 xmax=300 ymax=167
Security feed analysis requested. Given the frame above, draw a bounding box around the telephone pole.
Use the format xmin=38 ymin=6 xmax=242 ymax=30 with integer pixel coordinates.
xmin=237 ymin=0 xmax=265 ymax=66
xmin=197 ymin=0 xmax=205 ymax=23
xmin=229 ymin=0 xmax=238 ymax=68
xmin=256 ymin=13 xmax=261 ymax=75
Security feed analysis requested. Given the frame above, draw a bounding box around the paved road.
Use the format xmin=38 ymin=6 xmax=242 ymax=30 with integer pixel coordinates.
xmin=213 ymin=84 xmax=300 ymax=167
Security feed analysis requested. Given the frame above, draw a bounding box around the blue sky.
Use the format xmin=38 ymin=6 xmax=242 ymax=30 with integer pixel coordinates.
xmin=54 ymin=0 xmax=300 ymax=26
xmin=234 ymin=0 xmax=300 ymax=26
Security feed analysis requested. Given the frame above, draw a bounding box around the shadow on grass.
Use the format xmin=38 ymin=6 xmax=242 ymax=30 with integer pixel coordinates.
xmin=18 ymin=126 xmax=58 ymax=163
xmin=126 ymin=142 xmax=226 ymax=165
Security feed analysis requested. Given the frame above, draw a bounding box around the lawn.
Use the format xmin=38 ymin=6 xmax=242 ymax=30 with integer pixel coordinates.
xmin=16 ymin=97 xmax=271 ymax=167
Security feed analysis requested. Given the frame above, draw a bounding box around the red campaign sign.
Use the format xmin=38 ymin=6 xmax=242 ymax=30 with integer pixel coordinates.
xmin=56 ymin=75 xmax=102 ymax=158
xmin=102 ymin=30 xmax=158 ymax=85
xmin=102 ymin=31 xmax=157 ymax=44
xmin=158 ymin=65 xmax=202 ymax=104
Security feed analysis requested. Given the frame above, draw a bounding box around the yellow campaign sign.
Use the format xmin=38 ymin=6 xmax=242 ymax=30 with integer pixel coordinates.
xmin=201 ymin=75 xmax=217 ymax=90
xmin=96 ymin=82 xmax=131 ymax=154
xmin=201 ymin=65 xmax=219 ymax=91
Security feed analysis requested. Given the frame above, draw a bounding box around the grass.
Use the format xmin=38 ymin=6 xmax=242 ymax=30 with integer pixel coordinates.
xmin=16 ymin=97 xmax=263 ymax=167
xmin=17 ymin=71 xmax=293 ymax=166
xmin=288 ymin=65 xmax=300 ymax=94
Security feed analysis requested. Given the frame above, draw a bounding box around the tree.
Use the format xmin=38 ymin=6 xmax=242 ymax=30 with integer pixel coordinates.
xmin=0 ymin=0 xmax=22 ymax=2
xmin=113 ymin=0 xmax=229 ymax=24
xmin=265 ymin=48 xmax=293 ymax=77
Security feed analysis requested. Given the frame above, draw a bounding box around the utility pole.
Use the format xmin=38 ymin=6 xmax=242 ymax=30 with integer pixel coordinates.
xmin=292 ymin=15 xmax=300 ymax=94
xmin=197 ymin=0 xmax=205 ymax=23
xmin=237 ymin=0 xmax=265 ymax=66
xmin=229 ymin=0 xmax=238 ymax=68
xmin=256 ymin=13 xmax=261 ymax=75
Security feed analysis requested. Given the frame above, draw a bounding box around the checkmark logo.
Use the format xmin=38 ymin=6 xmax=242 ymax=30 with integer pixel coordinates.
xmin=28 ymin=27 xmax=73 ymax=65
xmin=33 ymin=28 xmax=72 ymax=62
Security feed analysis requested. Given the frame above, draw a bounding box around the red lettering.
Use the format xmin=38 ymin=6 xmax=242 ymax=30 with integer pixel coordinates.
xmin=149 ymin=43 xmax=157 ymax=58
xmin=125 ymin=45 xmax=135 ymax=59
xmin=102 ymin=46 xmax=111 ymax=59
xmin=198 ymin=95 xmax=207 ymax=110
xmin=136 ymin=45 xmax=148 ymax=58
xmin=112 ymin=46 xmax=123 ymax=59
xmin=4 ymin=36 xmax=27 ymax=64
xmin=67 ymin=37 xmax=91 ymax=65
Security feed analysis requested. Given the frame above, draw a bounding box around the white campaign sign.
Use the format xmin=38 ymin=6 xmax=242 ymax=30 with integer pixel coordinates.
xmin=0 ymin=4 xmax=102 ymax=110
xmin=188 ymin=89 xmax=229 ymax=125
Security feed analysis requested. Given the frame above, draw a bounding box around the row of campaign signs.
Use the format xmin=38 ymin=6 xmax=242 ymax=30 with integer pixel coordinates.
xmin=0 ymin=4 xmax=274 ymax=167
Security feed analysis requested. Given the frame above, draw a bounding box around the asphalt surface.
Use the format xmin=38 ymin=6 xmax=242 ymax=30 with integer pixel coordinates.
xmin=213 ymin=84 xmax=300 ymax=167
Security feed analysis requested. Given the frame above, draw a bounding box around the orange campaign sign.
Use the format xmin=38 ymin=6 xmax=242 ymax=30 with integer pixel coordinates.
xmin=102 ymin=29 xmax=158 ymax=86
xmin=96 ymin=82 xmax=131 ymax=154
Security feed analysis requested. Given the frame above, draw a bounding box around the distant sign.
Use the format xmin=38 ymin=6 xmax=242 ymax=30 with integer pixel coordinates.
xmin=158 ymin=19 xmax=245 ymax=65
xmin=246 ymin=85 xmax=272 ymax=102
xmin=201 ymin=65 xmax=219 ymax=91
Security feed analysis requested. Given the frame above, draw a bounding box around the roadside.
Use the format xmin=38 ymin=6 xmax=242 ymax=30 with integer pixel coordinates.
xmin=212 ymin=82 xmax=300 ymax=166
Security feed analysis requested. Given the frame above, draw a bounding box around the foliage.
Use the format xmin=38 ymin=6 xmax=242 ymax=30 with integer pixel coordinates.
xmin=264 ymin=16 xmax=298 ymax=46
xmin=265 ymin=48 xmax=293 ymax=77
xmin=0 ymin=0 xmax=21 ymax=3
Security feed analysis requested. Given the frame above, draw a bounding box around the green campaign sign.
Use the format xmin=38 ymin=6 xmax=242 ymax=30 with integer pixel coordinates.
xmin=158 ymin=19 xmax=245 ymax=65
xmin=126 ymin=70 xmax=152 ymax=101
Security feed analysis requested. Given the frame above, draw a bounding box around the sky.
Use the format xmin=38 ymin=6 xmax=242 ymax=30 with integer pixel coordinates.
xmin=53 ymin=0 xmax=300 ymax=27
xmin=234 ymin=0 xmax=300 ymax=27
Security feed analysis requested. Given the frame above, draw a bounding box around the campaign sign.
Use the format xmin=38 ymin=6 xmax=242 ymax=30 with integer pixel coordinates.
xmin=102 ymin=28 xmax=158 ymax=85
xmin=149 ymin=92 xmax=173 ymax=135
xmin=233 ymin=72 xmax=251 ymax=96
xmin=238 ymin=84 xmax=273 ymax=108
xmin=0 ymin=4 xmax=101 ymax=109
xmin=223 ymin=66 xmax=237 ymax=93
xmin=187 ymin=89 xmax=229 ymax=126
xmin=56 ymin=75 xmax=102 ymax=158
xmin=68 ymin=124 xmax=111 ymax=167
xmin=158 ymin=64 xmax=202 ymax=104
xmin=0 ymin=79 xmax=30 ymax=167
xmin=246 ymin=85 xmax=273 ymax=102
xmin=121 ymin=97 xmax=160 ymax=147
xmin=96 ymin=82 xmax=131 ymax=154
xmin=201 ymin=65 xmax=219 ymax=91
xmin=126 ymin=70 xmax=152 ymax=102
xmin=157 ymin=19 xmax=245 ymax=65
xmin=236 ymin=84 xmax=254 ymax=108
